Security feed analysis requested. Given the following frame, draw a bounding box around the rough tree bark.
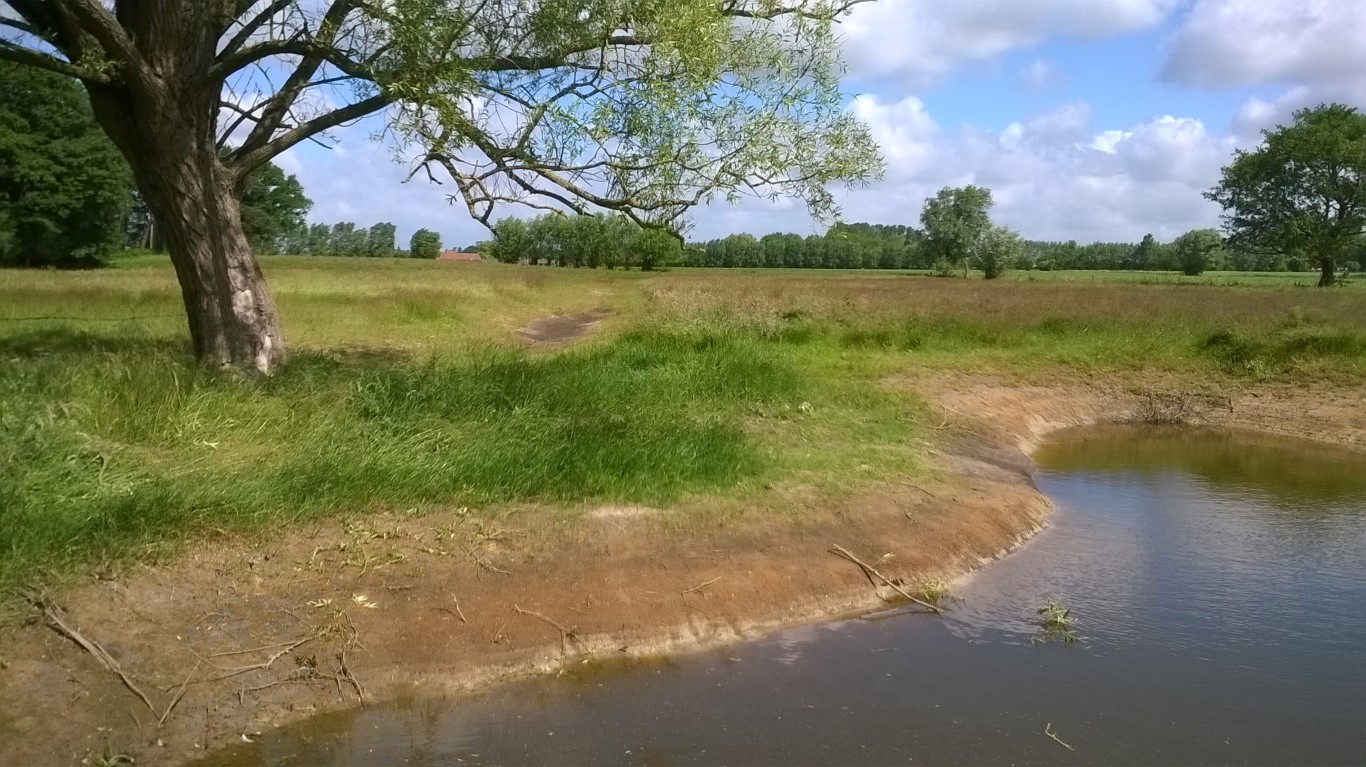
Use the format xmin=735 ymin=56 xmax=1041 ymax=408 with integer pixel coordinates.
xmin=78 ymin=10 xmax=287 ymax=375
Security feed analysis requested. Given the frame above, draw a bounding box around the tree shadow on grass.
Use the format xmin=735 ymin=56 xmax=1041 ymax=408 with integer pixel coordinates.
xmin=0 ymin=328 xmax=185 ymax=360
xmin=0 ymin=328 xmax=411 ymax=370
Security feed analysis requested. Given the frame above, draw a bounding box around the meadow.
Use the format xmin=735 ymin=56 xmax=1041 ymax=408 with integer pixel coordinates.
xmin=5 ymin=255 xmax=1366 ymax=593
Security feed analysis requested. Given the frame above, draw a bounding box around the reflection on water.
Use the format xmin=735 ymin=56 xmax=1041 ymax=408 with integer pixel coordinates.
xmin=199 ymin=427 xmax=1366 ymax=766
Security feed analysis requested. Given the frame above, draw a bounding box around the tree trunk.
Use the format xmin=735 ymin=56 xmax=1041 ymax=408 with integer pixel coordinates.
xmin=85 ymin=80 xmax=287 ymax=375
xmin=1319 ymin=257 xmax=1336 ymax=287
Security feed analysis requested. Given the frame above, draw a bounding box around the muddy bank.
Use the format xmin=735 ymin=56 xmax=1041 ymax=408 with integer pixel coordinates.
xmin=4 ymin=374 xmax=1365 ymax=766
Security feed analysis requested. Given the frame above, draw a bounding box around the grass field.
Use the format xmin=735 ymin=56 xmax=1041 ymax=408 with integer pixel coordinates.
xmin=6 ymin=256 xmax=1366 ymax=592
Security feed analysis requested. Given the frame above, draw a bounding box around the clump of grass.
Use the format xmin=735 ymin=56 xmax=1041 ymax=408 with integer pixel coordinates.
xmin=914 ymin=579 xmax=958 ymax=608
xmin=1200 ymin=327 xmax=1366 ymax=376
xmin=1033 ymin=599 xmax=1080 ymax=645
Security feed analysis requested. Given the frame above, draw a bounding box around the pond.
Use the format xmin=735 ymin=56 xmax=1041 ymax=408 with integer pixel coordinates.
xmin=200 ymin=426 xmax=1366 ymax=766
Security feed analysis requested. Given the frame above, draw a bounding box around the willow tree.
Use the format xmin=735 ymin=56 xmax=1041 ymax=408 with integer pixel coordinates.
xmin=0 ymin=0 xmax=881 ymax=374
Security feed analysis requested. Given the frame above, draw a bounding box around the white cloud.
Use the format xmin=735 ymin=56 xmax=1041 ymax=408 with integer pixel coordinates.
xmin=1163 ymin=0 xmax=1366 ymax=90
xmin=842 ymin=0 xmax=1179 ymax=85
xmin=1164 ymin=0 xmax=1366 ymax=141
xmin=691 ymin=99 xmax=1232 ymax=243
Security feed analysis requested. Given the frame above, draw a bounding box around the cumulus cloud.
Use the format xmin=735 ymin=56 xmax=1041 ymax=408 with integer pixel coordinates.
xmin=692 ymin=99 xmax=1233 ymax=243
xmin=841 ymin=0 xmax=1178 ymax=85
xmin=1164 ymin=0 xmax=1366 ymax=140
xmin=1163 ymin=0 xmax=1366 ymax=90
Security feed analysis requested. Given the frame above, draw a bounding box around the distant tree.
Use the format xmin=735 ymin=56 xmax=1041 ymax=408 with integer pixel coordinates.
xmin=304 ymin=224 xmax=331 ymax=256
xmin=0 ymin=62 xmax=130 ymax=267
xmin=410 ymin=228 xmax=442 ymax=260
xmin=1207 ymin=103 xmax=1366 ymax=287
xmin=328 ymin=222 xmax=358 ymax=256
xmin=1172 ymin=228 xmax=1222 ymax=276
xmin=1129 ymin=233 xmax=1160 ymax=270
xmin=239 ymin=163 xmax=311 ymax=255
xmin=920 ymin=185 xmax=993 ymax=277
xmin=722 ymin=233 xmax=761 ymax=268
xmin=977 ymin=226 xmax=1021 ymax=279
xmin=489 ymin=218 xmax=531 ymax=263
xmin=632 ymin=227 xmax=683 ymax=271
xmin=365 ymin=222 xmax=397 ymax=257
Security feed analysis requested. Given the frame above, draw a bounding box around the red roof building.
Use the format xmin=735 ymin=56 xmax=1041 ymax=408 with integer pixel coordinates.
xmin=437 ymin=250 xmax=484 ymax=262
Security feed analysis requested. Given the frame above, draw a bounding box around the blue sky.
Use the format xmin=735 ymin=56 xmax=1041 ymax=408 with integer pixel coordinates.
xmin=278 ymin=0 xmax=1366 ymax=249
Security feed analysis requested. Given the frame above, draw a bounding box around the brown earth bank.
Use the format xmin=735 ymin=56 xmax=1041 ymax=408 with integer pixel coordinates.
xmin=5 ymin=373 xmax=1366 ymax=766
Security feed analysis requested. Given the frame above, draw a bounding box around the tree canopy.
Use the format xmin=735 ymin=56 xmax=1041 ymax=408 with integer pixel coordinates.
xmin=1207 ymin=103 xmax=1366 ymax=287
xmin=488 ymin=213 xmax=682 ymax=269
xmin=1171 ymin=228 xmax=1222 ymax=277
xmin=409 ymin=228 xmax=442 ymax=259
xmin=0 ymin=60 xmax=129 ymax=267
xmin=920 ymin=185 xmax=993 ymax=276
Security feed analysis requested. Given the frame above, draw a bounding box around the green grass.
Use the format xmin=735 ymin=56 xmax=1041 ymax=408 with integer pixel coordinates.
xmin=6 ymin=257 xmax=1366 ymax=592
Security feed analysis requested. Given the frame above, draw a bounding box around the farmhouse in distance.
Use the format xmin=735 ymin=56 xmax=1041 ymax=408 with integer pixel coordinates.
xmin=437 ymin=250 xmax=485 ymax=263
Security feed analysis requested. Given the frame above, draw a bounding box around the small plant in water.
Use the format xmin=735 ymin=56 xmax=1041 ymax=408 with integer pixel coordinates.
xmin=1032 ymin=599 xmax=1080 ymax=645
xmin=915 ymin=579 xmax=959 ymax=609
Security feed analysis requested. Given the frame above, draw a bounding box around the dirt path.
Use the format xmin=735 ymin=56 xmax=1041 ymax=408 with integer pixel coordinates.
xmin=5 ymin=373 xmax=1366 ymax=766
xmin=517 ymin=307 xmax=612 ymax=345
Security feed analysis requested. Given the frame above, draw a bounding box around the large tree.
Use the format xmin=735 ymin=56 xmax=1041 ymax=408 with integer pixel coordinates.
xmin=920 ymin=185 xmax=993 ymax=277
xmin=1206 ymin=103 xmax=1366 ymax=287
xmin=0 ymin=60 xmax=129 ymax=267
xmin=0 ymin=0 xmax=880 ymax=374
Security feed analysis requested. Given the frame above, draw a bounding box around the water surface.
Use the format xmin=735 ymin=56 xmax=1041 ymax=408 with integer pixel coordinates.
xmin=202 ymin=426 xmax=1366 ymax=766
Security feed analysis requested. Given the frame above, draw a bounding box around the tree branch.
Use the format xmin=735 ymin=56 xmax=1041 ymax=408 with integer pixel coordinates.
xmin=0 ymin=15 xmax=45 ymax=38
xmin=228 ymin=93 xmax=391 ymax=176
xmin=219 ymin=0 xmax=293 ymax=60
xmin=56 ymin=0 xmax=144 ymax=75
xmin=0 ymin=38 xmax=105 ymax=80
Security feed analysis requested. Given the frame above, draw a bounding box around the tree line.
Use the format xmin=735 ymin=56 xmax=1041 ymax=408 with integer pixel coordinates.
xmin=486 ymin=213 xmax=683 ymax=270
xmin=274 ymin=222 xmax=446 ymax=259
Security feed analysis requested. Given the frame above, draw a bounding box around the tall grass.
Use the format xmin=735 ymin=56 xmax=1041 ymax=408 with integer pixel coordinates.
xmin=6 ymin=258 xmax=1366 ymax=591
xmin=0 ymin=327 xmax=830 ymax=589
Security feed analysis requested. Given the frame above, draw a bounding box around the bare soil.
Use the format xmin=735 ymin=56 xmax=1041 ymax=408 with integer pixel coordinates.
xmin=4 ymin=372 xmax=1365 ymax=766
xmin=517 ymin=308 xmax=613 ymax=345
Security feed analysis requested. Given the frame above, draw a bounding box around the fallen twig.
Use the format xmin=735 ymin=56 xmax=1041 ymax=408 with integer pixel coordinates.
xmin=469 ymin=550 xmax=511 ymax=575
xmin=210 ymin=639 xmax=310 ymax=658
xmin=829 ymin=544 xmax=943 ymax=614
xmin=42 ymin=602 xmax=156 ymax=714
xmin=337 ymin=648 xmax=365 ymax=706
xmin=189 ymin=635 xmax=316 ymax=683
xmin=681 ymin=576 xmax=722 ymax=595
xmin=513 ymin=605 xmax=577 ymax=640
xmin=157 ymin=662 xmax=200 ymax=727
xmin=1044 ymin=722 xmax=1076 ymax=751
xmin=448 ymin=592 xmax=469 ymax=624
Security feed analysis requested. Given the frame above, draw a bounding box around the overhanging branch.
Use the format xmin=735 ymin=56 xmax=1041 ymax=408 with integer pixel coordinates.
xmin=0 ymin=39 xmax=106 ymax=80
xmin=227 ymin=93 xmax=392 ymax=176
